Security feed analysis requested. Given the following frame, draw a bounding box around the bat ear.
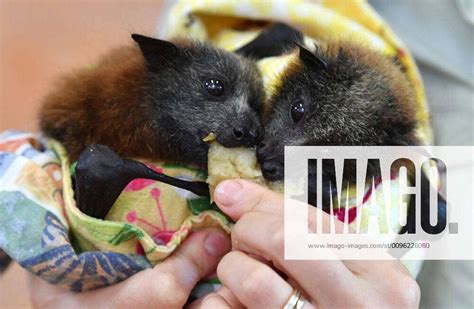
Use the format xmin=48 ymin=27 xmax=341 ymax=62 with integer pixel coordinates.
xmin=296 ymin=43 xmax=328 ymax=70
xmin=131 ymin=34 xmax=179 ymax=67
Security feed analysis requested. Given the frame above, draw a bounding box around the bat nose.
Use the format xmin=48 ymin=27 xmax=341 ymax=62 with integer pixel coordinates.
xmin=261 ymin=160 xmax=284 ymax=181
xmin=232 ymin=126 xmax=247 ymax=140
xmin=232 ymin=124 xmax=261 ymax=146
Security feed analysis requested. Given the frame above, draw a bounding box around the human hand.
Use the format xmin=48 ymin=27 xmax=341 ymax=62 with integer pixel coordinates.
xmin=194 ymin=180 xmax=420 ymax=308
xmin=29 ymin=228 xmax=231 ymax=309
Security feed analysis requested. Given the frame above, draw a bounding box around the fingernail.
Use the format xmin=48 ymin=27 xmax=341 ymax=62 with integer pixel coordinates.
xmin=204 ymin=232 xmax=229 ymax=257
xmin=215 ymin=180 xmax=243 ymax=207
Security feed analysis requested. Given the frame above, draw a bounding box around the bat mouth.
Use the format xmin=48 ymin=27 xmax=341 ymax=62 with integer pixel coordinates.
xmin=215 ymin=135 xmax=244 ymax=148
xmin=201 ymin=130 xmax=238 ymax=148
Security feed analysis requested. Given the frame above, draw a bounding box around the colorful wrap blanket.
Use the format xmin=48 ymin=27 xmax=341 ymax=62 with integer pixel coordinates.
xmin=0 ymin=0 xmax=430 ymax=291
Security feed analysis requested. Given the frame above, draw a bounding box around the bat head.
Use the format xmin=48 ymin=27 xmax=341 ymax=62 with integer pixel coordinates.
xmin=133 ymin=34 xmax=263 ymax=166
xmin=257 ymin=43 xmax=418 ymax=181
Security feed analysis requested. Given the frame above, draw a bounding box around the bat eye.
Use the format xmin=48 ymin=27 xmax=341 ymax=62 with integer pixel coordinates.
xmin=204 ymin=78 xmax=224 ymax=97
xmin=291 ymin=100 xmax=305 ymax=123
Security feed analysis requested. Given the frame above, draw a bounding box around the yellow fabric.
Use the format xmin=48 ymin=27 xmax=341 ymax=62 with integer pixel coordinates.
xmin=162 ymin=0 xmax=431 ymax=144
xmin=51 ymin=140 xmax=232 ymax=265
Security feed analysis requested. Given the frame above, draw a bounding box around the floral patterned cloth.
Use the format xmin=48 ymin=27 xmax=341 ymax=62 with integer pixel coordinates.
xmin=0 ymin=0 xmax=429 ymax=291
xmin=0 ymin=131 xmax=230 ymax=291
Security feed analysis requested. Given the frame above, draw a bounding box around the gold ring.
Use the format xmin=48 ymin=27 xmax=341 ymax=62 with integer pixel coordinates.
xmin=283 ymin=288 xmax=305 ymax=309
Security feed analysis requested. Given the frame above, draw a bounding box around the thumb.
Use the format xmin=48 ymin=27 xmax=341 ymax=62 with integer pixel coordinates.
xmin=153 ymin=228 xmax=231 ymax=297
xmin=60 ymin=228 xmax=231 ymax=308
xmin=214 ymin=179 xmax=283 ymax=221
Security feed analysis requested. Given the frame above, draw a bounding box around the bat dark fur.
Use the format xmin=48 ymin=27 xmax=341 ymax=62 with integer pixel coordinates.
xmin=256 ymin=38 xmax=418 ymax=180
xmin=238 ymin=23 xmax=445 ymax=235
xmin=40 ymin=34 xmax=263 ymax=167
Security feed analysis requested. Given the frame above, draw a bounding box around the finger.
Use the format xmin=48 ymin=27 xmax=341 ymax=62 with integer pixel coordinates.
xmin=342 ymin=259 xmax=415 ymax=296
xmin=29 ymin=275 xmax=70 ymax=307
xmin=214 ymin=180 xmax=346 ymax=233
xmin=214 ymin=181 xmax=403 ymax=302
xmin=188 ymin=287 xmax=243 ymax=309
xmin=58 ymin=228 xmax=230 ymax=308
xmin=216 ymin=287 xmax=245 ymax=309
xmin=215 ymin=180 xmax=389 ymax=259
xmin=343 ymin=258 xmax=410 ymax=279
xmin=231 ymin=212 xmax=359 ymax=303
xmin=217 ymin=251 xmax=294 ymax=308
xmin=148 ymin=228 xmax=232 ymax=305
xmin=214 ymin=179 xmax=284 ymax=220
xmin=187 ymin=293 xmax=232 ymax=309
